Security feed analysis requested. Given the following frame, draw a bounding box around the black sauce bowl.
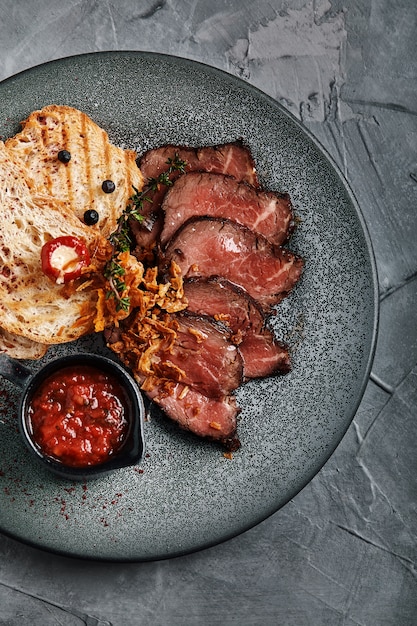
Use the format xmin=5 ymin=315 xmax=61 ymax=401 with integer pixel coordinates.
xmin=0 ymin=353 xmax=145 ymax=480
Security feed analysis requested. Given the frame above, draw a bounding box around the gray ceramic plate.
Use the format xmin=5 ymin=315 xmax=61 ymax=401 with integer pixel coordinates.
xmin=0 ymin=52 xmax=378 ymax=561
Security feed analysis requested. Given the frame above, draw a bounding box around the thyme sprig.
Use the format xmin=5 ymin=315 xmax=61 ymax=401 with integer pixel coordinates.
xmin=104 ymin=153 xmax=188 ymax=312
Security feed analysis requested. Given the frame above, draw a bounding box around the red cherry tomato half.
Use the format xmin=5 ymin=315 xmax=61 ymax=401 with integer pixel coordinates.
xmin=41 ymin=236 xmax=91 ymax=284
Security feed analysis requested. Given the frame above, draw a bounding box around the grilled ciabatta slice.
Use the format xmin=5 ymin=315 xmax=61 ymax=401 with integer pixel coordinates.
xmin=0 ymin=142 xmax=110 ymax=345
xmin=5 ymin=105 xmax=144 ymax=238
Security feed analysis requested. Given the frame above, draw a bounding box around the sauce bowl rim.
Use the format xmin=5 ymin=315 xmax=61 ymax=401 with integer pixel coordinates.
xmin=18 ymin=353 xmax=145 ymax=480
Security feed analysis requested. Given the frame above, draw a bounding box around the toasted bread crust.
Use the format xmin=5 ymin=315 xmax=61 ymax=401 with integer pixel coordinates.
xmin=0 ymin=142 xmax=110 ymax=345
xmin=0 ymin=327 xmax=48 ymax=360
xmin=6 ymin=105 xmax=144 ymax=238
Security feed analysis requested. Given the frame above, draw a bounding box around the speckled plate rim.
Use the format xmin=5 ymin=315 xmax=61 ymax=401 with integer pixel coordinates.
xmin=0 ymin=51 xmax=379 ymax=561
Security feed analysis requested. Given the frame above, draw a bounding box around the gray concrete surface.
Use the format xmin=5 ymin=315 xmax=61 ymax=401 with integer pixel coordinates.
xmin=0 ymin=0 xmax=416 ymax=624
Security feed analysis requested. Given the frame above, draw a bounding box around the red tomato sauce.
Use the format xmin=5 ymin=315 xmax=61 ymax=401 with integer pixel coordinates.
xmin=28 ymin=365 xmax=129 ymax=467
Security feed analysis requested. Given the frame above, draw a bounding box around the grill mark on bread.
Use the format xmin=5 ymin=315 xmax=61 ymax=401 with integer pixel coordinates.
xmin=81 ymin=111 xmax=95 ymax=210
xmin=103 ymin=127 xmax=112 ymax=191
xmin=40 ymin=123 xmax=54 ymax=195
xmin=124 ymin=150 xmax=133 ymax=195
xmin=61 ymin=121 xmax=73 ymax=206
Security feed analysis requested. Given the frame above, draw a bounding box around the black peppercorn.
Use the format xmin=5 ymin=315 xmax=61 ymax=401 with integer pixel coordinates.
xmin=83 ymin=209 xmax=99 ymax=225
xmin=57 ymin=150 xmax=71 ymax=163
xmin=102 ymin=179 xmax=115 ymax=193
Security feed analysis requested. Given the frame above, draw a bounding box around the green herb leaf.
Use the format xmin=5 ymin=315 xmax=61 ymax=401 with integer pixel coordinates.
xmin=104 ymin=153 xmax=188 ymax=309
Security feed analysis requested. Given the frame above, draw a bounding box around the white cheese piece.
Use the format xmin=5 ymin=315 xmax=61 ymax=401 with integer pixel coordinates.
xmin=50 ymin=245 xmax=80 ymax=283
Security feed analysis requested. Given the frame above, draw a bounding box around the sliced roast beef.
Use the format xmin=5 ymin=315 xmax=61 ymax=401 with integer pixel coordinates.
xmin=237 ymin=330 xmax=291 ymax=379
xmin=162 ymin=217 xmax=304 ymax=312
xmin=109 ymin=309 xmax=242 ymax=447
xmin=183 ymin=277 xmax=291 ymax=379
xmin=163 ymin=312 xmax=243 ymax=398
xmin=132 ymin=141 xmax=259 ymax=254
xmin=184 ymin=277 xmax=264 ymax=337
xmin=160 ymin=172 xmax=294 ymax=247
xmin=144 ymin=380 xmax=241 ymax=450
xmin=107 ymin=139 xmax=304 ymax=450
xmin=139 ymin=140 xmax=259 ymax=188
